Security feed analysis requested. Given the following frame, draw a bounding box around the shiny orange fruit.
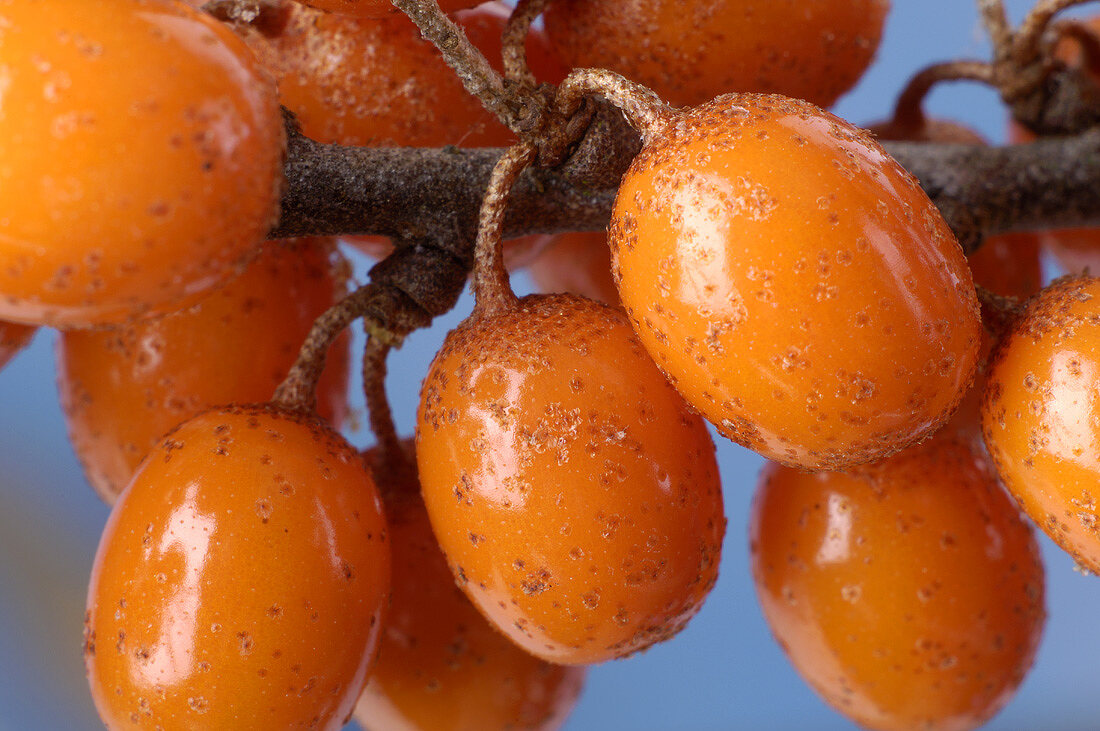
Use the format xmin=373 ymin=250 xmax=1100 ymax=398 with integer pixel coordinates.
xmin=529 ymin=231 xmax=621 ymax=307
xmin=752 ymin=433 xmax=1045 ymax=731
xmin=610 ymin=94 xmax=981 ymax=470
xmin=417 ymin=294 xmax=725 ymax=664
xmin=85 ymin=405 xmax=390 ymax=730
xmin=58 ymin=239 xmax=350 ymax=504
xmin=982 ymin=275 xmax=1100 ymax=573
xmin=869 ymin=116 xmax=1042 ymax=439
xmin=247 ymin=1 xmax=565 ymax=148
xmin=545 ymin=0 xmax=888 ymax=108
xmin=354 ymin=445 xmax=586 ymax=731
xmin=0 ymin=0 xmax=283 ymax=327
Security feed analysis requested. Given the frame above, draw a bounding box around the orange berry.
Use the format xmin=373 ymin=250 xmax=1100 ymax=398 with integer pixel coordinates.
xmin=84 ymin=405 xmax=390 ymax=730
xmin=248 ymin=2 xmax=565 ymax=148
xmin=545 ymin=0 xmax=888 ymax=108
xmin=982 ymin=275 xmax=1100 ymax=573
xmin=0 ymin=0 xmax=283 ymax=327
xmin=752 ymin=433 xmax=1045 ymax=731
xmin=295 ymin=0 xmax=480 ymax=20
xmin=529 ymin=231 xmax=621 ymax=307
xmin=354 ymin=446 xmax=585 ymax=731
xmin=610 ymin=94 xmax=981 ymax=470
xmin=58 ymin=239 xmax=350 ymax=504
xmin=869 ymin=117 xmax=1042 ymax=439
xmin=417 ymin=294 xmax=725 ymax=664
xmin=0 ymin=320 xmax=35 ymax=371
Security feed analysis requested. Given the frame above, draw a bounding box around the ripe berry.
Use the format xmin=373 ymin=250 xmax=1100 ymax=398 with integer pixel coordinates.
xmin=84 ymin=405 xmax=389 ymax=730
xmin=752 ymin=433 xmax=1045 ymax=731
xmin=0 ymin=0 xmax=283 ymax=327
xmin=544 ymin=0 xmax=888 ymax=108
xmin=983 ymin=275 xmax=1100 ymax=573
xmin=354 ymin=445 xmax=585 ymax=731
xmin=58 ymin=239 xmax=350 ymax=504
xmin=610 ymin=94 xmax=981 ymax=470
xmin=417 ymin=294 xmax=725 ymax=664
xmin=245 ymin=1 xmax=565 ymax=148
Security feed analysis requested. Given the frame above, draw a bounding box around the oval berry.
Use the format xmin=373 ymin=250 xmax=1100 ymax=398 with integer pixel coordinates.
xmin=84 ymin=405 xmax=389 ymax=730
xmin=545 ymin=0 xmax=888 ymax=108
xmin=983 ymin=275 xmax=1100 ymax=573
xmin=58 ymin=239 xmax=350 ymax=504
xmin=0 ymin=0 xmax=283 ymax=327
xmin=752 ymin=433 xmax=1045 ymax=731
xmin=610 ymin=94 xmax=981 ymax=470
xmin=354 ymin=446 xmax=585 ymax=731
xmin=417 ymin=294 xmax=725 ymax=664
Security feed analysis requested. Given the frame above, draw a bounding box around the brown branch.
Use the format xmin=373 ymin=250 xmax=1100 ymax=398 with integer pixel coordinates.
xmin=271 ymin=113 xmax=1100 ymax=257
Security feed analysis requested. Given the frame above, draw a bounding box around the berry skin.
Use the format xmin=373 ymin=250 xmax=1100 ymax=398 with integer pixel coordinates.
xmin=529 ymin=231 xmax=621 ymax=307
xmin=58 ymin=239 xmax=350 ymax=504
xmin=84 ymin=405 xmax=390 ymax=731
xmin=0 ymin=320 xmax=35 ymax=371
xmin=0 ymin=0 xmax=283 ymax=327
xmin=751 ymin=433 xmax=1045 ymax=731
xmin=544 ymin=0 xmax=888 ymax=108
xmin=610 ymin=94 xmax=981 ymax=470
xmin=983 ymin=275 xmax=1100 ymax=574
xmin=417 ymin=294 xmax=725 ymax=665
xmin=353 ymin=446 xmax=585 ymax=731
xmin=246 ymin=2 xmax=565 ymax=148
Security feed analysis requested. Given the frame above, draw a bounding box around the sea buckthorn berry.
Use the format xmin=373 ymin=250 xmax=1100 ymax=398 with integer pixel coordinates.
xmin=84 ymin=404 xmax=390 ymax=731
xmin=354 ymin=445 xmax=585 ymax=731
xmin=751 ymin=433 xmax=1046 ymax=731
xmin=0 ymin=0 xmax=283 ymax=328
xmin=529 ymin=231 xmax=621 ymax=307
xmin=868 ymin=117 xmax=1042 ymax=439
xmin=58 ymin=239 xmax=350 ymax=504
xmin=0 ymin=320 xmax=35 ymax=371
xmin=982 ymin=275 xmax=1100 ymax=573
xmin=247 ymin=1 xmax=566 ymax=148
xmin=544 ymin=0 xmax=888 ymax=108
xmin=295 ymin=0 xmax=480 ymax=19
xmin=610 ymin=94 xmax=981 ymax=470
xmin=416 ymin=294 xmax=725 ymax=665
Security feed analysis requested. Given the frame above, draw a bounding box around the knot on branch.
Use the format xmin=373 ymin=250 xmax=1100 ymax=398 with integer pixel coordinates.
xmin=1011 ymin=66 xmax=1100 ymax=135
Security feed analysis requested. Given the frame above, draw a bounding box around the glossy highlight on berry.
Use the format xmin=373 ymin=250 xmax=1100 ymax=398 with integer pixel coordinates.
xmin=84 ymin=404 xmax=390 ymax=730
xmin=610 ymin=94 xmax=981 ymax=470
xmin=417 ymin=294 xmax=725 ymax=665
xmin=752 ymin=433 xmax=1045 ymax=731
xmin=983 ymin=275 xmax=1100 ymax=574
xmin=0 ymin=0 xmax=284 ymax=327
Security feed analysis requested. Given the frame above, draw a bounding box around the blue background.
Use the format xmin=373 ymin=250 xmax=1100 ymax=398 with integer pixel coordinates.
xmin=3 ymin=1 xmax=1099 ymax=729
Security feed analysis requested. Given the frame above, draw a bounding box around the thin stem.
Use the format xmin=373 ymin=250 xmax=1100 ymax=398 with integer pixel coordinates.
xmin=390 ymin=0 xmax=526 ymax=134
xmin=472 ymin=143 xmax=537 ymax=316
xmin=1015 ymin=0 xmax=1098 ymax=65
xmin=890 ymin=60 xmax=996 ymax=133
xmin=502 ymin=0 xmax=548 ymax=85
xmin=362 ymin=336 xmax=410 ymax=476
xmin=556 ymin=68 xmax=671 ymax=141
xmin=273 ymin=283 xmax=400 ymax=413
xmin=979 ymin=0 xmax=1014 ymax=63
